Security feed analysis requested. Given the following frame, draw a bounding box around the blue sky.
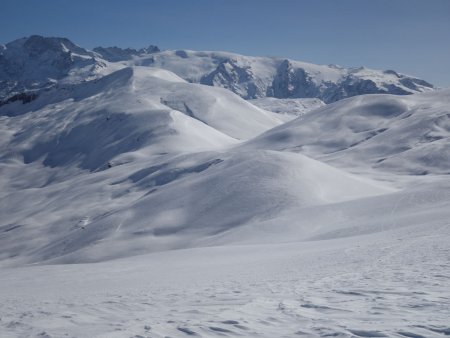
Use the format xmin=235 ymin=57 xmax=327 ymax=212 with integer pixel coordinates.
xmin=1 ymin=0 xmax=449 ymax=86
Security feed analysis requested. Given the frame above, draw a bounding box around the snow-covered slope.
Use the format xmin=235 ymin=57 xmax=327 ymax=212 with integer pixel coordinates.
xmin=0 ymin=63 xmax=400 ymax=265
xmin=0 ymin=67 xmax=240 ymax=169
xmin=0 ymin=65 xmax=283 ymax=161
xmin=249 ymin=97 xmax=325 ymax=117
xmin=0 ymin=147 xmax=394 ymax=265
xmin=245 ymin=89 xmax=450 ymax=176
xmin=2 ymin=218 xmax=450 ymax=338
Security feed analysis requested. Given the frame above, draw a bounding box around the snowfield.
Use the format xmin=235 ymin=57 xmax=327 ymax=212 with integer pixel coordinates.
xmin=0 ymin=36 xmax=449 ymax=338
xmin=1 ymin=220 xmax=449 ymax=338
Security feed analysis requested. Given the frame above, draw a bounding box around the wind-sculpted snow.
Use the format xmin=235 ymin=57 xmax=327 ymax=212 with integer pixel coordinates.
xmin=1 ymin=220 xmax=449 ymax=337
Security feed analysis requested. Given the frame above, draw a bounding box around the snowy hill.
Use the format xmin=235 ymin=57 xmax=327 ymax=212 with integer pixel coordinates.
xmin=0 ymin=64 xmax=395 ymax=264
xmin=244 ymin=89 xmax=450 ymax=176
xmin=1 ymin=35 xmax=434 ymax=104
xmin=0 ymin=65 xmax=284 ymax=169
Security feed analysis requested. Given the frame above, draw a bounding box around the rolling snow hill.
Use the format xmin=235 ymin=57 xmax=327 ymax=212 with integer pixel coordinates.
xmin=245 ymin=89 xmax=450 ymax=176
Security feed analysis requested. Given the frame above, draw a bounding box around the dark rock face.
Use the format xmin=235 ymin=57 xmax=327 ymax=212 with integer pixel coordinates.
xmin=399 ymin=77 xmax=434 ymax=91
xmin=201 ymin=59 xmax=260 ymax=99
xmin=0 ymin=92 xmax=38 ymax=108
xmin=269 ymin=60 xmax=320 ymax=99
xmin=322 ymin=77 xmax=385 ymax=103
xmin=93 ymin=45 xmax=160 ymax=62
xmin=197 ymin=57 xmax=434 ymax=103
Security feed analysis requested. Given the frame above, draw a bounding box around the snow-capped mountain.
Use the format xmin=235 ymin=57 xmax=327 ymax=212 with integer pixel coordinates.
xmin=0 ymin=35 xmax=103 ymax=98
xmin=1 ymin=35 xmax=434 ymax=104
xmin=126 ymin=50 xmax=435 ymax=102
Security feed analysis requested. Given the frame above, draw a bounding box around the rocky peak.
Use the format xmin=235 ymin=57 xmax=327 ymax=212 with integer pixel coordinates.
xmin=93 ymin=45 xmax=160 ymax=62
xmin=200 ymin=58 xmax=260 ymax=99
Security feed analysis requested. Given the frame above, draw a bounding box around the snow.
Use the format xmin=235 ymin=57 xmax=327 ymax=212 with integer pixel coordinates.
xmin=244 ymin=89 xmax=450 ymax=176
xmin=0 ymin=36 xmax=449 ymax=338
xmin=1 ymin=220 xmax=449 ymax=338
xmin=249 ymin=97 xmax=325 ymax=118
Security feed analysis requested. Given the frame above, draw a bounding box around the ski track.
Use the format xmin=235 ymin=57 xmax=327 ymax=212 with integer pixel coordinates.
xmin=1 ymin=224 xmax=449 ymax=338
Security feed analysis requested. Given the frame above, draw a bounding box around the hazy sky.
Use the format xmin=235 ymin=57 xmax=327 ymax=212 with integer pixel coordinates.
xmin=1 ymin=0 xmax=449 ymax=86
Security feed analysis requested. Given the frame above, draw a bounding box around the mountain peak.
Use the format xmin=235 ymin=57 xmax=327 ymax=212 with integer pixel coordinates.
xmin=5 ymin=35 xmax=88 ymax=55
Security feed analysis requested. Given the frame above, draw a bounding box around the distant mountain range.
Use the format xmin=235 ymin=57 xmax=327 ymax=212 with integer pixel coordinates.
xmin=1 ymin=35 xmax=434 ymax=103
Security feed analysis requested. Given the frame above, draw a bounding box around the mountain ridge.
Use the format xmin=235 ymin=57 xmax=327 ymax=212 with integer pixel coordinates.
xmin=1 ymin=35 xmax=434 ymax=103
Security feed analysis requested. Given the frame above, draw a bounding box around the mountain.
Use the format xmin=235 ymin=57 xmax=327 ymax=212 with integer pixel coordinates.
xmin=244 ymin=89 xmax=450 ymax=176
xmin=1 ymin=35 xmax=434 ymax=104
xmin=0 ymin=35 xmax=103 ymax=98
xmin=129 ymin=50 xmax=434 ymax=102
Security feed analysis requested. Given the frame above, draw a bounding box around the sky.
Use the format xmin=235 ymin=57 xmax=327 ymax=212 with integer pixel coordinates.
xmin=1 ymin=0 xmax=449 ymax=86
